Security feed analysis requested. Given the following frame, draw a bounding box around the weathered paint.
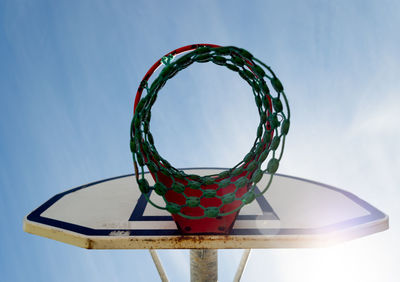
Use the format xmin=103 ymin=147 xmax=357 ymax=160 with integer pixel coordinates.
xmin=23 ymin=215 xmax=388 ymax=249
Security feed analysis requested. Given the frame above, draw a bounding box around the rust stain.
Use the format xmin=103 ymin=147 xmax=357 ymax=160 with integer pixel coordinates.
xmin=87 ymin=239 xmax=94 ymax=249
xmin=154 ymin=234 xmax=236 ymax=249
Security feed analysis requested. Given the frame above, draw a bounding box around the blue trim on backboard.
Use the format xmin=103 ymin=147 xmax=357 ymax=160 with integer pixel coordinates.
xmin=26 ymin=168 xmax=387 ymax=237
xmin=128 ymin=185 xmax=279 ymax=222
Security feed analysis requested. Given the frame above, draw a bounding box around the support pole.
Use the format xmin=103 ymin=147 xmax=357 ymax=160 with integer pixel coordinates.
xmin=190 ymin=249 xmax=218 ymax=282
xmin=149 ymin=250 xmax=169 ymax=282
xmin=233 ymin=249 xmax=251 ymax=282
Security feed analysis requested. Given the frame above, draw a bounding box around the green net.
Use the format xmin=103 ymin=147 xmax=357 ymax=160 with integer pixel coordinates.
xmin=130 ymin=45 xmax=290 ymax=219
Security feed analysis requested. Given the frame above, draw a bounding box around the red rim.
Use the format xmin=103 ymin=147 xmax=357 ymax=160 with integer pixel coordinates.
xmin=133 ymin=44 xmax=221 ymax=114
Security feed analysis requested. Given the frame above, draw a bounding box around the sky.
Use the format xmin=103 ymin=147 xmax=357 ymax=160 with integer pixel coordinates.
xmin=0 ymin=0 xmax=399 ymax=281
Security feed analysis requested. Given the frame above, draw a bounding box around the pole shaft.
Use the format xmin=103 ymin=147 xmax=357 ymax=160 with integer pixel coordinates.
xmin=190 ymin=249 xmax=218 ymax=282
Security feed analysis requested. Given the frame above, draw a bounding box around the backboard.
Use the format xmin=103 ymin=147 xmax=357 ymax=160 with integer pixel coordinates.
xmin=23 ymin=168 xmax=388 ymax=249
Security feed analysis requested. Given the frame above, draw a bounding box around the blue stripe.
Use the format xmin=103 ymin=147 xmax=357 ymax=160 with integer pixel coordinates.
xmin=26 ymin=168 xmax=386 ymax=237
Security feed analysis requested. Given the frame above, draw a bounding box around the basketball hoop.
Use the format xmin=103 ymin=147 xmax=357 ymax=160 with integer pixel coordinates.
xmin=130 ymin=44 xmax=290 ymax=234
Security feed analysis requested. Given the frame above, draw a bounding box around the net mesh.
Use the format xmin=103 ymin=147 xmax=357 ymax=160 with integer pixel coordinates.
xmin=130 ymin=45 xmax=290 ymax=219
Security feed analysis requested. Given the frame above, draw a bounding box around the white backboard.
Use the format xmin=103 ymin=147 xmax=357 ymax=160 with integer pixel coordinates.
xmin=23 ymin=168 xmax=388 ymax=249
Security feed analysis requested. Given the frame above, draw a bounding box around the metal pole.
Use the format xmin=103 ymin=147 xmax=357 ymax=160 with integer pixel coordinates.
xmin=190 ymin=249 xmax=218 ymax=282
xmin=149 ymin=249 xmax=169 ymax=282
xmin=233 ymin=249 xmax=251 ymax=282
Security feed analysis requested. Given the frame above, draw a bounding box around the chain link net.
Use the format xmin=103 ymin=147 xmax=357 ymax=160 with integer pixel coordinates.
xmin=130 ymin=45 xmax=290 ymax=219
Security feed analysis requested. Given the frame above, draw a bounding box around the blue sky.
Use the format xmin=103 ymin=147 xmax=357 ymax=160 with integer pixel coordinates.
xmin=1 ymin=0 xmax=399 ymax=281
